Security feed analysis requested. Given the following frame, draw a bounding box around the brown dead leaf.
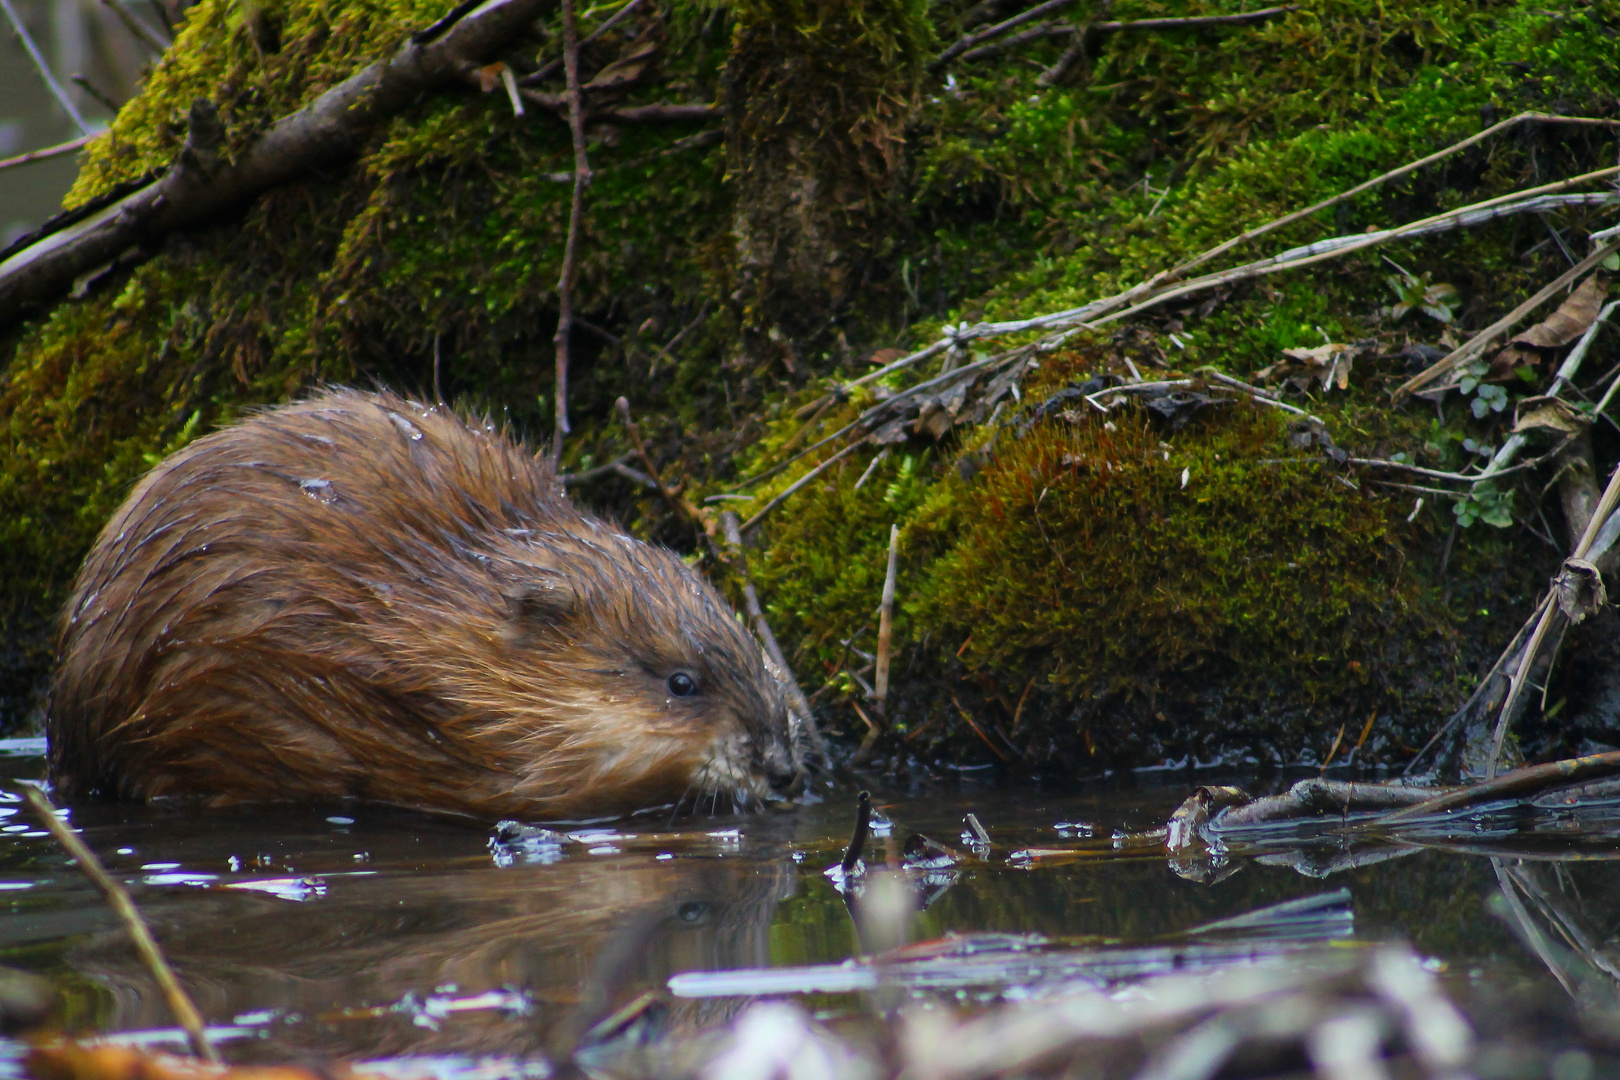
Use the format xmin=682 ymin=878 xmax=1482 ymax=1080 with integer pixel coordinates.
xmin=1258 ymin=342 xmax=1365 ymax=393
xmin=586 ymin=36 xmax=661 ymax=90
xmin=1487 ymin=275 xmax=1609 ymax=379
xmin=868 ymin=348 xmax=909 ymax=367
xmin=1511 ymin=274 xmax=1608 ymax=349
xmin=1511 ymin=396 xmax=1585 ymax=436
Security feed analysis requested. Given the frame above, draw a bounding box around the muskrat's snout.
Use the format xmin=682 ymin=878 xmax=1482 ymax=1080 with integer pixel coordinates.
xmin=760 ymin=739 xmax=800 ymax=795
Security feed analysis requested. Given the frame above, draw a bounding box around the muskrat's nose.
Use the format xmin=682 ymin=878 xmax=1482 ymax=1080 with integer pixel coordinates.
xmin=764 ymin=757 xmax=800 ymax=794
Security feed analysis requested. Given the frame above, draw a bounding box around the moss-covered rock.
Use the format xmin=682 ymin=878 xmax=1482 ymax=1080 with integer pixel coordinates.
xmin=3 ymin=0 xmax=1618 ymax=771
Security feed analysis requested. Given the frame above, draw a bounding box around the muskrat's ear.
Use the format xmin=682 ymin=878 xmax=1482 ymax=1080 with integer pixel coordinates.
xmin=502 ymin=581 xmax=579 ymax=634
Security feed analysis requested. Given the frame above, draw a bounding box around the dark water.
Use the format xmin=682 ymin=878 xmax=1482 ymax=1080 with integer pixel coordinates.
xmin=0 ymin=740 xmax=1616 ymax=1074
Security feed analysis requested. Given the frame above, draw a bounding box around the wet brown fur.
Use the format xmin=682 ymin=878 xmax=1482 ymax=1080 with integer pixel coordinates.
xmin=49 ymin=388 xmax=797 ymax=820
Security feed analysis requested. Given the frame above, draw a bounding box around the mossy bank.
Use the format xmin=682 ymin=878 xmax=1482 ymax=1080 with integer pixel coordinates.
xmin=4 ymin=0 xmax=1618 ymax=772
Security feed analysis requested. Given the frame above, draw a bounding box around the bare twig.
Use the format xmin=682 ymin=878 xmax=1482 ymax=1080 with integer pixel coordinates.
xmin=1474 ymin=300 xmax=1620 ymax=483
xmin=1033 ymin=0 xmax=1109 ymax=88
xmin=931 ymin=0 xmax=1083 ymax=71
xmin=0 ymin=0 xmax=91 ymax=135
xmin=99 ymin=0 xmax=168 ymax=54
xmin=794 ymin=159 xmax=1620 ymax=425
xmin=874 ymin=524 xmax=900 ymax=715
xmin=1088 ymin=5 xmax=1298 ymax=32
xmin=520 ymin=0 xmax=645 ymax=85
xmin=0 ymin=0 xmax=555 ymax=327
xmin=1095 ymin=190 xmax=1620 ymax=332
xmin=1109 ymin=113 xmax=1620 ymax=323
xmin=740 ymin=438 xmax=867 ymax=534
xmin=0 ymin=133 xmax=92 ymax=173
xmin=559 ymin=451 xmax=636 ymax=484
xmin=1398 ymin=240 xmax=1620 ymax=401
xmin=1377 ymin=749 xmax=1620 ymax=824
xmin=1484 ymin=462 xmax=1620 ymax=775
xmin=518 ymin=88 xmax=723 ymax=122
xmin=551 ymin=0 xmax=591 ymax=471
xmin=22 ymin=786 xmax=217 ymax=1062
xmin=719 ymin=510 xmax=818 ymax=748
xmin=1197 ymin=368 xmax=1321 ymax=422
xmin=615 ymin=397 xmax=697 ymax=525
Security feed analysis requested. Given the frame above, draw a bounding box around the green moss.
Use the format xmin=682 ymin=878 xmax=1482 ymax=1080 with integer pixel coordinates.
xmin=3 ymin=0 xmax=1616 ymax=763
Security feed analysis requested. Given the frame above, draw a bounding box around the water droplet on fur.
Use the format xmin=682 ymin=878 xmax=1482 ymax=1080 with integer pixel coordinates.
xmin=299 ymin=478 xmax=337 ymax=504
xmin=388 ymin=412 xmax=424 ymax=441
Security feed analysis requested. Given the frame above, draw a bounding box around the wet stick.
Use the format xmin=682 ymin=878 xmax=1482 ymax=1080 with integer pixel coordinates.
xmin=874 ymin=525 xmax=900 ymax=717
xmin=841 ymin=790 xmax=873 ymax=874
xmin=21 ymin=787 xmax=218 ymax=1062
xmin=550 ymin=0 xmax=591 ymax=471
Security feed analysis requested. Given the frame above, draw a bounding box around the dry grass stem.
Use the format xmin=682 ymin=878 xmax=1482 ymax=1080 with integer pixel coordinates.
xmin=550 ymin=0 xmax=591 ymax=471
xmin=21 ymin=786 xmax=218 ymax=1062
xmin=874 ymin=524 xmax=900 ymax=715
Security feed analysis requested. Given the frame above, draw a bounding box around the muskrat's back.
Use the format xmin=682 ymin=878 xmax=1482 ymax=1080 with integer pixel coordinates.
xmin=50 ymin=388 xmax=798 ymax=820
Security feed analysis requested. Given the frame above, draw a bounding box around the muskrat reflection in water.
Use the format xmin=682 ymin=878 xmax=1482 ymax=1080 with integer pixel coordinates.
xmin=61 ymin=853 xmax=793 ymax=1061
xmin=48 ymin=388 xmax=802 ymax=820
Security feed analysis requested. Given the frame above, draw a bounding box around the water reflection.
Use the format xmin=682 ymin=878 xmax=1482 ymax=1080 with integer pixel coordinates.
xmin=1 ymin=756 xmax=1619 ymax=1069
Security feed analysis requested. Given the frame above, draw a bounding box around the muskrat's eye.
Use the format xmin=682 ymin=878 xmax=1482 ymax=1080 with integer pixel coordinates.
xmin=667 ymin=672 xmax=698 ymax=697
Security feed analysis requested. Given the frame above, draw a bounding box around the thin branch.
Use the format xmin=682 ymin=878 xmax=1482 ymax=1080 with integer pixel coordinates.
xmin=1094 ymin=190 xmax=1620 ymax=331
xmin=1377 ymin=749 xmax=1620 ymax=824
xmin=518 ymin=88 xmax=722 ymax=122
xmin=1030 ymin=4 xmax=1297 ymax=85
xmin=520 ymin=0 xmax=645 ymax=85
xmin=719 ymin=511 xmax=819 ymax=756
xmin=780 ymin=115 xmax=1620 ymax=432
xmin=1088 ymin=5 xmax=1298 ymax=31
xmin=22 ymin=787 xmax=218 ymax=1062
xmin=1033 ymin=0 xmax=1108 ymax=88
xmin=740 ymin=437 xmax=868 ymax=534
xmin=1396 ymin=238 xmax=1620 ymax=401
xmin=0 ymin=0 xmax=92 ymax=135
xmin=956 ymin=21 xmax=1071 ymax=63
xmin=931 ymin=0 xmax=1083 ymax=71
xmin=615 ymin=397 xmax=695 ymax=524
xmin=551 ymin=0 xmax=591 ymax=471
xmin=99 ymin=0 xmax=168 ymax=54
xmin=0 ymin=133 xmax=92 ymax=173
xmin=1102 ymin=112 xmax=1620 ymax=324
xmin=0 ymin=0 xmax=555 ymax=328
xmin=730 ymin=349 xmax=1010 ymax=494
xmin=1473 ymin=300 xmax=1620 ymax=484
xmin=1485 ymin=463 xmax=1620 ymax=775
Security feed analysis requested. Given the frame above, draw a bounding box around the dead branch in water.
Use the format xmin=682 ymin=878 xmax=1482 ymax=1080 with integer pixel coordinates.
xmin=0 ymin=0 xmax=554 ymax=329
xmin=22 ymin=786 xmax=218 ymax=1062
xmin=551 ymin=0 xmax=592 ymax=472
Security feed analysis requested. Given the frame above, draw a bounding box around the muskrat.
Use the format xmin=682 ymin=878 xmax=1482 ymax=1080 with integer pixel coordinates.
xmin=48 ymin=388 xmax=801 ymax=820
